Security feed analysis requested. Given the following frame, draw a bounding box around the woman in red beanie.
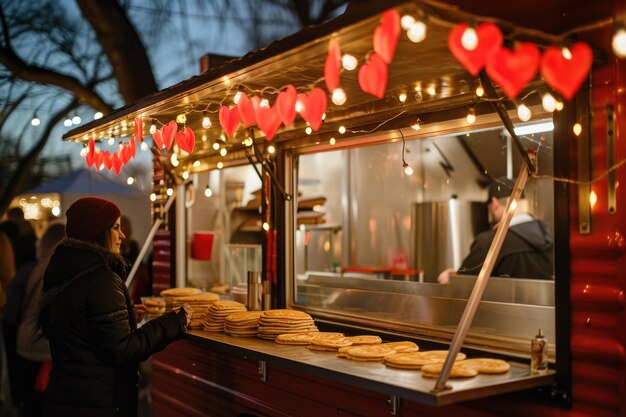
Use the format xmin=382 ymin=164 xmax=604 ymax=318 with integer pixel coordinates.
xmin=39 ymin=197 xmax=192 ymax=417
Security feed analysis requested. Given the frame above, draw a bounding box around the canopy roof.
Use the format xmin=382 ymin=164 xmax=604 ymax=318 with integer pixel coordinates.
xmin=23 ymin=169 xmax=145 ymax=196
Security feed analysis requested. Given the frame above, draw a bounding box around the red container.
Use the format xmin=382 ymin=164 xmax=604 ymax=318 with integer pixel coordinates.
xmin=192 ymin=232 xmax=214 ymax=261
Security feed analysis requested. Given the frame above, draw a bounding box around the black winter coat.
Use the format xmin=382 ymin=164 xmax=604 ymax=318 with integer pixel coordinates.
xmin=40 ymin=239 xmax=186 ymax=417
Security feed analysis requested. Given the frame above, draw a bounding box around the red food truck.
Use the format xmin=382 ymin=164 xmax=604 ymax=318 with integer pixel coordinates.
xmin=65 ymin=1 xmax=626 ymax=416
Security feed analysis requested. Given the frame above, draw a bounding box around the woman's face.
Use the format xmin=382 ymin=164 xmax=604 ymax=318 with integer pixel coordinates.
xmin=109 ymin=217 xmax=126 ymax=254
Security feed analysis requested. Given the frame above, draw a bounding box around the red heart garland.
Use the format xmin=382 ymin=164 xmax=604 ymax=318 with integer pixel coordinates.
xmin=276 ymin=85 xmax=297 ymax=127
xmin=255 ymin=104 xmax=282 ymax=141
xmin=486 ymin=42 xmax=540 ymax=99
xmin=112 ymin=153 xmax=122 ymax=175
xmin=130 ymin=137 xmax=136 ymax=158
xmin=448 ymin=22 xmax=503 ymax=76
xmin=237 ymin=94 xmax=259 ymax=128
xmin=134 ymin=117 xmax=143 ymax=142
xmin=324 ymin=39 xmax=342 ymax=92
xmin=102 ymin=151 xmax=113 ymax=170
xmin=540 ymin=42 xmax=593 ymax=101
xmin=152 ymin=129 xmax=164 ymax=149
xmin=121 ymin=143 xmax=132 ymax=164
xmin=219 ymin=105 xmax=241 ymax=137
xmin=298 ymin=87 xmax=327 ymax=131
xmin=85 ymin=139 xmax=96 ymax=168
xmin=373 ymin=9 xmax=400 ymax=64
xmin=358 ymin=52 xmax=388 ymax=99
xmin=161 ymin=121 xmax=177 ymax=150
xmin=94 ymin=151 xmax=103 ymax=171
xmin=176 ymin=127 xmax=196 ymax=153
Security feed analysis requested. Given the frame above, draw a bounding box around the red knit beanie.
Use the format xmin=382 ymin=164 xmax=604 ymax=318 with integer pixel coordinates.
xmin=66 ymin=197 xmax=121 ymax=241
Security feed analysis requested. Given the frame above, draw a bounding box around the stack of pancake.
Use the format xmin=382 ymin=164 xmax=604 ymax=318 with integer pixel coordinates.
xmin=159 ymin=287 xmax=201 ymax=311
xmin=142 ymin=297 xmax=166 ymax=317
xmin=224 ymin=311 xmax=263 ymax=337
xmin=172 ymin=292 xmax=220 ymax=329
xmin=203 ymin=300 xmax=247 ymax=332
xmin=257 ymin=309 xmax=317 ymax=340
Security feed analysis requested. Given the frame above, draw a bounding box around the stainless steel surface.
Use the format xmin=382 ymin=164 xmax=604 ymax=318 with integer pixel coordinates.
xmin=247 ymin=271 xmax=262 ymax=311
xmin=434 ymin=163 xmax=529 ymax=392
xmin=414 ymin=200 xmax=488 ymax=281
xmin=176 ymin=184 xmax=187 ymax=287
xmin=186 ymin=330 xmax=554 ymax=407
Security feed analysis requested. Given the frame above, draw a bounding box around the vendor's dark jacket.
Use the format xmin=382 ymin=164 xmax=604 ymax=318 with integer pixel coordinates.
xmin=40 ymin=239 xmax=186 ymax=417
xmin=459 ymin=218 xmax=553 ymax=279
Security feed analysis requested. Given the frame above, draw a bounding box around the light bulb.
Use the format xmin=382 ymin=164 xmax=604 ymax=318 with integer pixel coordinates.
xmin=573 ymin=123 xmax=582 ymax=136
xmin=398 ymin=92 xmax=407 ymax=103
xmin=72 ymin=115 xmax=81 ymax=125
xmin=217 ymin=161 xmax=224 ymax=169
xmin=542 ymin=93 xmax=557 ymax=112
xmin=202 ymin=111 xmax=211 ymax=129
xmin=170 ymin=153 xmax=179 ymax=167
xmin=31 ymin=116 xmax=40 ymax=126
xmin=338 ymin=125 xmax=346 ymax=134
xmin=233 ymin=91 xmax=242 ymax=104
xmin=612 ymin=28 xmax=626 ymax=58
xmin=461 ymin=27 xmax=478 ymax=50
xmin=149 ymin=121 xmax=157 ymax=134
xmin=475 ymin=85 xmax=484 ymax=97
xmin=561 ymin=47 xmax=572 ymax=60
xmin=295 ymin=99 xmax=304 ymax=113
xmin=267 ymin=145 xmax=276 ymax=154
xmin=305 ymin=127 xmax=312 ymax=135
xmin=94 ymin=112 xmax=103 ymax=120
xmin=262 ymin=222 xmax=270 ymax=231
xmin=329 ymin=137 xmax=336 ymax=145
xmin=212 ymin=142 xmax=220 ymax=150
xmin=201 ymin=134 xmax=207 ymax=142
xmin=555 ymin=100 xmax=564 ymax=111
xmin=341 ymin=54 xmax=358 ymax=71
xmin=410 ymin=120 xmax=421 ymax=130
xmin=220 ymin=148 xmax=227 ymax=156
xmin=182 ymin=171 xmax=189 ymax=180
xmin=166 ymin=188 xmax=174 ymax=196
xmin=407 ymin=21 xmax=427 ymax=43
xmin=401 ymin=15 xmax=415 ymax=30
xmin=193 ymin=160 xmax=201 ymax=168
xmin=140 ymin=142 xmax=149 ymax=151
xmin=63 ymin=118 xmax=72 ymax=127
xmin=517 ymin=104 xmax=531 ymax=122
xmin=204 ymin=186 xmax=213 ymax=197
xmin=108 ymin=138 xmax=115 ymax=146
xmin=589 ymin=190 xmax=598 ymax=208
xmin=466 ymin=108 xmax=476 ymax=124
xmin=80 ymin=147 xmax=88 ymax=157
xmin=404 ymin=164 xmax=414 ymax=175
xmin=243 ymin=137 xmax=253 ymax=146
xmin=259 ymin=99 xmax=269 ymax=108
xmin=127 ymin=177 xmax=135 ymax=185
xmin=332 ymin=88 xmax=347 ymax=105
xmin=150 ymin=193 xmax=157 ymax=202
xmin=176 ymin=113 xmax=186 ymax=124
xmin=426 ymin=84 xmax=437 ymax=96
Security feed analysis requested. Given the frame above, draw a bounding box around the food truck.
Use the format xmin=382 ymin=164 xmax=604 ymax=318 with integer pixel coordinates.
xmin=64 ymin=0 xmax=626 ymax=416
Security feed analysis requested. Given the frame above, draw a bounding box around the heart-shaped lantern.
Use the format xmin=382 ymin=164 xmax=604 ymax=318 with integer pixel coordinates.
xmin=85 ymin=139 xmax=96 ymax=168
xmin=176 ymin=127 xmax=196 ymax=153
xmin=373 ymin=9 xmax=400 ymax=64
xmin=448 ymin=22 xmax=503 ymax=76
xmin=94 ymin=150 xmax=103 ymax=171
xmin=540 ymin=42 xmax=593 ymax=101
xmin=112 ymin=153 xmax=122 ymax=175
xmin=102 ymin=151 xmax=113 ymax=171
xmin=160 ymin=121 xmax=177 ymax=150
xmin=358 ymin=52 xmax=388 ymax=99
xmin=237 ymin=95 xmax=259 ymax=128
xmin=130 ymin=137 xmax=136 ymax=158
xmin=298 ymin=88 xmax=327 ymax=131
xmin=152 ymin=129 xmax=164 ymax=149
xmin=486 ymin=42 xmax=540 ymax=99
xmin=276 ymin=85 xmax=297 ymax=127
xmin=255 ymin=104 xmax=282 ymax=141
xmin=134 ymin=117 xmax=143 ymax=142
xmin=219 ymin=105 xmax=241 ymax=137
xmin=325 ymin=39 xmax=342 ymax=93
xmin=121 ymin=142 xmax=132 ymax=164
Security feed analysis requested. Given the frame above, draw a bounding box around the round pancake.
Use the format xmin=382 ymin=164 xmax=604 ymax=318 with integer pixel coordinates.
xmin=383 ymin=351 xmax=466 ymax=368
xmin=211 ymin=300 xmax=247 ymax=310
xmin=344 ymin=345 xmax=397 ymax=361
xmin=174 ymin=292 xmax=220 ymax=302
xmin=420 ymin=363 xmax=477 ymax=378
xmin=380 ymin=341 xmax=419 ymax=353
xmin=310 ymin=337 xmax=353 ymax=349
xmin=276 ymin=332 xmax=343 ymax=345
xmin=459 ymin=358 xmax=510 ymax=374
xmin=226 ymin=311 xmax=263 ymax=322
xmin=160 ymin=287 xmax=202 ymax=297
xmin=261 ymin=309 xmax=312 ymax=319
xmin=343 ymin=335 xmax=382 ymax=345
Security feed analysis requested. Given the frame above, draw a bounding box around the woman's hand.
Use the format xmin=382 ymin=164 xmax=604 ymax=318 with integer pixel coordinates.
xmin=180 ymin=303 xmax=193 ymax=327
xmin=135 ymin=304 xmax=147 ymax=321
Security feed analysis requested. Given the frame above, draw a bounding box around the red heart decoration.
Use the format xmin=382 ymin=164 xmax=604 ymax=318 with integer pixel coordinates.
xmin=237 ymin=95 xmax=259 ymax=128
xmin=130 ymin=137 xmax=136 ymax=158
xmin=152 ymin=129 xmax=164 ymax=149
xmin=486 ymin=42 xmax=540 ymax=99
xmin=324 ymin=39 xmax=342 ymax=92
xmin=176 ymin=127 xmax=196 ymax=153
xmin=161 ymin=121 xmax=177 ymax=150
xmin=94 ymin=150 xmax=103 ymax=171
xmin=255 ymin=104 xmax=282 ymax=141
xmin=85 ymin=139 xmax=96 ymax=168
xmin=373 ymin=9 xmax=400 ymax=64
xmin=219 ymin=105 xmax=241 ymax=137
xmin=102 ymin=151 xmax=113 ymax=170
xmin=134 ymin=117 xmax=143 ymax=142
xmin=540 ymin=42 xmax=592 ymax=101
xmin=448 ymin=22 xmax=503 ymax=76
xmin=358 ymin=52 xmax=388 ymax=99
xmin=112 ymin=153 xmax=122 ymax=175
xmin=276 ymin=85 xmax=297 ymax=127
xmin=298 ymin=88 xmax=327 ymax=131
xmin=121 ymin=143 xmax=132 ymax=164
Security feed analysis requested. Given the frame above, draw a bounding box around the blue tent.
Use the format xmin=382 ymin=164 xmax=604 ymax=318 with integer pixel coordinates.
xmin=25 ymin=169 xmax=145 ymax=196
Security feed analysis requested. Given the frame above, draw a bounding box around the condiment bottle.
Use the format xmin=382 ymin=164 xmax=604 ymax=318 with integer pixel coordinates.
xmin=530 ymin=329 xmax=548 ymax=374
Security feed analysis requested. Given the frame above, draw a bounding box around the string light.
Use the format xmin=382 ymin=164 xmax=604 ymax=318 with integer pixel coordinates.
xmin=410 ymin=119 xmax=421 ymax=130
xmin=332 ymin=88 xmax=347 ymax=105
xmin=573 ymin=123 xmax=582 ymax=136
xmin=149 ymin=119 xmax=157 ymax=134
xmin=176 ymin=113 xmax=186 ymax=124
xmin=341 ymin=54 xmax=358 ymax=71
xmin=555 ymin=100 xmax=564 ymax=111
xmin=204 ymin=185 xmax=213 ymax=197
xmin=329 ymin=137 xmax=336 ymax=145
xmin=80 ymin=147 xmax=88 ymax=157
xmin=150 ymin=193 xmax=157 ymax=202
xmin=31 ymin=115 xmax=40 ymax=126
xmin=166 ymin=188 xmax=174 ymax=196
xmin=262 ymin=222 xmax=270 ymax=231
xmin=170 ymin=153 xmax=179 ymax=167
xmin=212 ymin=142 xmax=220 ymax=150
xmin=475 ymin=84 xmax=484 ymax=97
xmin=217 ymin=161 xmax=224 ymax=169
xmin=295 ymin=99 xmax=304 ymax=113
xmin=108 ymin=138 xmax=115 ymax=146
xmin=407 ymin=21 xmax=427 ymax=43
xmin=127 ymin=177 xmax=135 ymax=185
xmin=517 ymin=104 xmax=532 ymax=122
xmin=267 ymin=145 xmax=276 ymax=154
xmin=426 ymin=84 xmax=437 ymax=96
xmin=243 ymin=137 xmax=253 ymax=146
xmin=140 ymin=142 xmax=149 ymax=151
xmin=220 ymin=148 xmax=227 ymax=156
xmin=259 ymin=99 xmax=269 ymax=108
xmin=305 ymin=126 xmax=313 ymax=135
xmin=400 ymin=15 xmax=415 ymax=30
xmin=193 ymin=160 xmax=201 ymax=168
xmin=182 ymin=171 xmax=190 ymax=180
xmin=94 ymin=112 xmax=103 ymax=120
xmin=72 ymin=114 xmax=81 ymax=125
xmin=233 ymin=91 xmax=242 ymax=104
xmin=403 ymin=163 xmax=414 ymax=175
xmin=561 ymin=47 xmax=572 ymax=60
xmin=461 ymin=27 xmax=478 ymax=50
xmin=202 ymin=111 xmax=212 ymax=129
xmin=338 ymin=126 xmax=346 ymax=134
xmin=202 ymin=134 xmax=207 ymax=142
xmin=398 ymin=92 xmax=407 ymax=103
xmin=612 ymin=27 xmax=626 ymax=58
xmin=466 ymin=107 xmax=476 ymax=124
xmin=542 ymin=93 xmax=557 ymax=112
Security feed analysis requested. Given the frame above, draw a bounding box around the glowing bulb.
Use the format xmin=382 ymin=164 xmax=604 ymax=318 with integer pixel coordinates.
xmin=220 ymin=148 xmax=227 ymax=156
xmin=410 ymin=120 xmax=421 ymax=130
xmin=51 ymin=206 xmax=61 ymax=217
xmin=461 ymin=27 xmax=478 ymax=50
xmin=398 ymin=92 xmax=407 ymax=103
xmin=517 ymin=104 xmax=531 ymax=122
xmin=542 ymin=93 xmax=556 ymax=112
xmin=108 ymin=138 xmax=115 ymax=146
xmin=426 ymin=85 xmax=436 ymax=96
xmin=149 ymin=121 xmax=157 ymax=134
xmin=404 ymin=164 xmax=414 ymax=175
xmin=150 ymin=193 xmax=157 ymax=202
xmin=201 ymin=135 xmax=207 ymax=142
xmin=401 ymin=15 xmax=415 ymax=30
xmin=233 ymin=91 xmax=242 ymax=104
xmin=407 ymin=21 xmax=427 ymax=43
xmin=193 ymin=160 xmax=201 ymax=168
xmin=338 ymin=125 xmax=346 ymax=134
xmin=140 ymin=142 xmax=149 ymax=151
xmin=305 ymin=126 xmax=313 ymax=135
xmin=332 ymin=88 xmax=347 ymax=105
xmin=295 ymin=100 xmax=304 ymax=113
xmin=573 ymin=123 xmax=582 ymax=136
xmin=31 ymin=116 xmax=40 ymax=126
xmin=94 ymin=112 xmax=103 ymax=120
xmin=80 ymin=147 xmax=88 ymax=157
xmin=182 ymin=171 xmax=189 ymax=180
xmin=166 ymin=188 xmax=174 ymax=196
xmin=72 ymin=115 xmax=81 ymax=125
xmin=212 ymin=142 xmax=220 ymax=150
xmin=475 ymin=85 xmax=484 ymax=97
xmin=204 ymin=186 xmax=213 ymax=197
xmin=259 ymin=99 xmax=269 ymax=108
xmin=466 ymin=108 xmax=476 ymax=124
xmin=561 ymin=47 xmax=572 ymax=60
xmin=170 ymin=153 xmax=179 ymax=167
xmin=612 ymin=28 xmax=626 ymax=58
xmin=589 ymin=190 xmax=598 ymax=208
xmin=341 ymin=54 xmax=357 ymax=71
xmin=202 ymin=112 xmax=211 ymax=129
xmin=262 ymin=222 xmax=270 ymax=231
xmin=267 ymin=145 xmax=276 ymax=154
xmin=243 ymin=137 xmax=253 ymax=146
xmin=555 ymin=100 xmax=564 ymax=111
xmin=329 ymin=137 xmax=336 ymax=145
xmin=127 ymin=176 xmax=135 ymax=185
xmin=176 ymin=114 xmax=186 ymax=124
xmin=63 ymin=118 xmax=72 ymax=127
xmin=217 ymin=161 xmax=224 ymax=169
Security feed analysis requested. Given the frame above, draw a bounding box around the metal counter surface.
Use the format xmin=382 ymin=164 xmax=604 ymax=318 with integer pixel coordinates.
xmin=185 ymin=330 xmax=554 ymax=406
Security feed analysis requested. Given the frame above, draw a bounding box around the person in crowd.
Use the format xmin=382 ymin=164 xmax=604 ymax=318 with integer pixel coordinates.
xmin=0 ymin=229 xmax=15 ymax=412
xmin=39 ymin=197 xmax=192 ymax=417
xmin=438 ymin=177 xmax=553 ymax=284
xmin=120 ymin=216 xmax=151 ymax=305
xmin=16 ymin=222 xmax=66 ymax=417
xmin=5 ymin=207 xmax=37 ymax=269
